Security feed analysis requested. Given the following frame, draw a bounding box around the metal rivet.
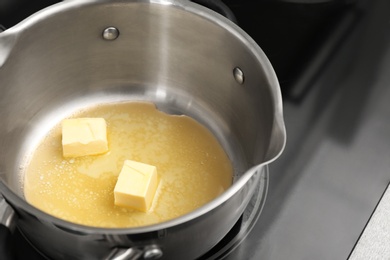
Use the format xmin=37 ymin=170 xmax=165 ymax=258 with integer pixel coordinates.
xmin=102 ymin=26 xmax=119 ymax=41
xmin=143 ymin=246 xmax=163 ymax=260
xmin=233 ymin=67 xmax=245 ymax=85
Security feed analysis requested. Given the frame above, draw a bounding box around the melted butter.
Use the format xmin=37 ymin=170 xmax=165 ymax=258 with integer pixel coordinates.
xmin=23 ymin=102 xmax=233 ymax=228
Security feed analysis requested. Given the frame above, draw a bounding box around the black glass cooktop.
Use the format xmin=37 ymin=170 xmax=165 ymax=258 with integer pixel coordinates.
xmin=4 ymin=1 xmax=390 ymax=260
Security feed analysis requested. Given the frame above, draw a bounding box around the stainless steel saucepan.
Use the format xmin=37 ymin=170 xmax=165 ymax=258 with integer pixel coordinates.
xmin=0 ymin=0 xmax=286 ymax=259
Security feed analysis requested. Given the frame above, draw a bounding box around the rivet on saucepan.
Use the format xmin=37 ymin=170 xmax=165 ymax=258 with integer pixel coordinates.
xmin=102 ymin=26 xmax=120 ymax=41
xmin=143 ymin=245 xmax=163 ymax=260
xmin=233 ymin=67 xmax=245 ymax=85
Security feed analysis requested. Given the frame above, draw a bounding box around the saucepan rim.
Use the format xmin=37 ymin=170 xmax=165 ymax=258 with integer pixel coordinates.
xmin=0 ymin=0 xmax=285 ymax=235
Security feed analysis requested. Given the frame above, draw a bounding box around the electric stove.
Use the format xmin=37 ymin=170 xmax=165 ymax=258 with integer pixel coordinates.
xmin=2 ymin=0 xmax=390 ymax=259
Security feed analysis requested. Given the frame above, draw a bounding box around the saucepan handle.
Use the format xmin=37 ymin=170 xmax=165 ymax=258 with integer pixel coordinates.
xmin=105 ymin=245 xmax=163 ymax=260
xmin=105 ymin=247 xmax=143 ymax=260
xmin=0 ymin=195 xmax=16 ymax=259
xmin=190 ymin=0 xmax=237 ymax=24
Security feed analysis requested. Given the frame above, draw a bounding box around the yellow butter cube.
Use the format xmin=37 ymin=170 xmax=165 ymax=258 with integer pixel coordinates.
xmin=61 ymin=118 xmax=108 ymax=157
xmin=114 ymin=160 xmax=159 ymax=212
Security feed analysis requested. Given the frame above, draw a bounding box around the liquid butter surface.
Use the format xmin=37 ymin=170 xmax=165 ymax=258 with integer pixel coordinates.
xmin=24 ymin=102 xmax=233 ymax=228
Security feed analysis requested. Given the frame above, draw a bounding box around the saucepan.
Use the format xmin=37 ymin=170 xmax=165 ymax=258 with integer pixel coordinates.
xmin=0 ymin=0 xmax=286 ymax=259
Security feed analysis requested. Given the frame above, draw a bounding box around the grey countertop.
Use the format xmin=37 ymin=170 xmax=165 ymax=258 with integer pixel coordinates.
xmin=350 ymin=183 xmax=390 ymax=259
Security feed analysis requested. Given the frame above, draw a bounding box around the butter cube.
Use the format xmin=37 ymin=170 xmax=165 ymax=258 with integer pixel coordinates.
xmin=114 ymin=160 xmax=159 ymax=212
xmin=62 ymin=118 xmax=108 ymax=157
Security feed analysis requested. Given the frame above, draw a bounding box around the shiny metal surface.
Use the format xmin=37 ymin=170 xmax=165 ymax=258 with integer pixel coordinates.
xmin=102 ymin=26 xmax=120 ymax=41
xmin=104 ymin=245 xmax=163 ymax=260
xmin=0 ymin=0 xmax=285 ymax=259
xmin=225 ymin=0 xmax=390 ymax=259
xmin=143 ymin=245 xmax=163 ymax=260
xmin=0 ymin=196 xmax=15 ymax=231
xmin=200 ymin=166 xmax=268 ymax=259
xmin=105 ymin=247 xmax=143 ymax=260
xmin=233 ymin=67 xmax=245 ymax=85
